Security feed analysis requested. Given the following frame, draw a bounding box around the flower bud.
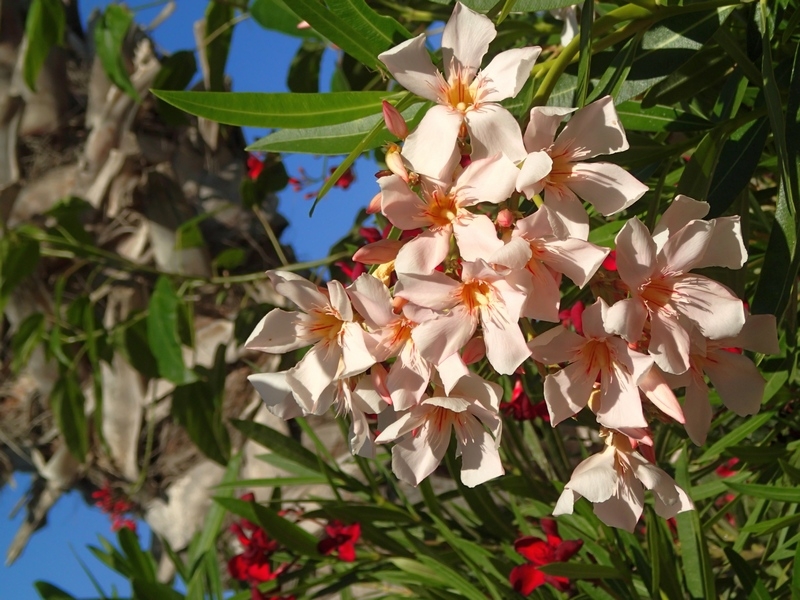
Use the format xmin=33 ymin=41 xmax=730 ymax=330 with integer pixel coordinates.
xmin=496 ymin=208 xmax=515 ymax=229
xmin=382 ymin=100 xmax=408 ymax=139
xmin=385 ymin=143 xmax=409 ymax=182
xmin=462 ymin=337 xmax=486 ymax=365
xmin=353 ymin=239 xmax=405 ymax=264
xmin=366 ymin=192 xmax=382 ymax=214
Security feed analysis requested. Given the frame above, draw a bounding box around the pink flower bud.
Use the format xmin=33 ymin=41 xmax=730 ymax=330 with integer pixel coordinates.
xmin=461 ymin=337 xmax=486 ymax=365
xmin=382 ymin=100 xmax=408 ymax=139
xmin=385 ymin=143 xmax=409 ymax=182
xmin=496 ymin=208 xmax=515 ymax=228
xmin=366 ymin=192 xmax=382 ymax=214
xmin=352 ymin=239 xmax=405 ymax=264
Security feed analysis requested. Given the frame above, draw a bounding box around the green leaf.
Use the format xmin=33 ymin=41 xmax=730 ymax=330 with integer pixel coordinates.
xmin=699 ymin=411 xmax=776 ymax=462
xmin=188 ymin=452 xmax=242 ymax=569
xmin=131 ymin=581 xmax=184 ymax=600
xmin=538 ymin=563 xmax=623 ymax=580
xmin=707 ymin=118 xmax=769 ymax=218
xmin=34 ymin=582 xmax=76 ymax=600
xmin=22 ymin=0 xmax=65 ymax=91
xmin=725 ymin=482 xmax=800 ymax=503
xmin=288 ymin=40 xmax=325 ymax=93
xmin=118 ymin=527 xmax=157 ymax=583
xmin=11 ymin=313 xmax=45 ymax=373
xmin=677 ymin=128 xmax=725 ymax=201
xmin=574 ymin=0 xmax=593 ymax=108
xmin=642 ymin=45 xmax=732 ymax=108
xmin=50 ymin=377 xmax=89 ymax=461
xmin=585 ymin=34 xmax=639 ymax=105
xmin=204 ymin=1 xmax=233 ymax=92
xmin=231 ymin=419 xmax=322 ymax=474
xmin=675 ymin=448 xmax=716 ymax=599
xmin=214 ymin=497 xmax=321 ymax=556
xmin=151 ymin=90 xmax=400 ymax=128
xmin=288 ymin=0 xmax=408 ymax=71
xmin=389 ymin=558 xmax=488 ymax=600
xmin=147 ymin=277 xmax=196 ymax=385
xmin=616 ymin=102 xmax=713 ymax=133
xmin=172 ymin=347 xmax=230 ymax=466
xmin=94 ymin=5 xmax=139 ymax=101
xmin=250 ymin=0 xmax=316 ymax=38
xmin=247 ymin=103 xmax=426 ymax=154
xmin=152 ymin=51 xmax=198 ymax=125
xmin=724 ymin=547 xmax=772 ymax=600
xmin=0 ymin=229 xmax=41 ymax=313
xmin=311 ymin=504 xmax=417 ymax=524
xmin=741 ymin=513 xmax=800 ymax=536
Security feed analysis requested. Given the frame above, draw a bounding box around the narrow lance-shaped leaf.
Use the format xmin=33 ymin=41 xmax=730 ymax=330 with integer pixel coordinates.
xmin=151 ymin=90 xmax=402 ymax=128
xmin=22 ymin=0 xmax=65 ymax=91
xmin=147 ymin=277 xmax=196 ymax=385
xmin=94 ymin=5 xmax=140 ymax=101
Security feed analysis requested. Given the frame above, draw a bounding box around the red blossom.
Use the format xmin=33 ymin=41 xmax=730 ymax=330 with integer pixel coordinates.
xmin=716 ymin=458 xmax=740 ymax=478
xmin=501 ymin=379 xmax=549 ymax=422
xmin=602 ymin=250 xmax=617 ymax=271
xmin=92 ymin=482 xmax=137 ymax=533
xmin=559 ymin=301 xmax=585 ymax=336
xmin=247 ymin=154 xmax=266 ymax=180
xmin=510 ymin=519 xmax=582 ymax=594
xmin=330 ymin=166 xmax=355 ymax=190
xmin=318 ymin=521 xmax=360 ymax=562
xmin=228 ymin=494 xmax=285 ymax=587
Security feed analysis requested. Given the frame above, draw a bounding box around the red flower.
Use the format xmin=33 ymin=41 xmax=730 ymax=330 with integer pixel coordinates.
xmin=558 ymin=301 xmax=585 ymax=336
xmin=510 ymin=519 xmax=582 ymax=594
xmin=716 ymin=457 xmax=740 ymax=478
xmin=602 ymin=250 xmax=617 ymax=271
xmin=318 ymin=521 xmax=360 ymax=562
xmin=247 ymin=154 xmax=265 ymax=180
xmin=92 ymin=482 xmax=137 ymax=533
xmin=501 ymin=379 xmax=549 ymax=422
xmin=330 ymin=166 xmax=355 ymax=190
xmin=228 ymin=495 xmax=283 ymax=585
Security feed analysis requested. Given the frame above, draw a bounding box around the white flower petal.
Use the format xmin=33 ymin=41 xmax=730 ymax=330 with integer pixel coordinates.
xmin=479 ymin=46 xmax=541 ymax=103
xmin=378 ymin=34 xmax=441 ymax=102
xmin=442 ymin=2 xmax=496 ymax=79
xmin=466 ymin=103 xmax=528 ymax=163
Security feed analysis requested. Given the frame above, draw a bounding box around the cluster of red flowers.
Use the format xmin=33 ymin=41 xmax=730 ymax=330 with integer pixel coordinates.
xmin=246 ymin=153 xmax=355 ymax=197
xmin=317 ymin=521 xmax=361 ymax=562
xmin=91 ymin=482 xmax=137 ymax=533
xmin=228 ymin=494 xmax=361 ymax=600
xmin=500 ymin=379 xmax=549 ymax=422
xmin=510 ymin=519 xmax=583 ymax=595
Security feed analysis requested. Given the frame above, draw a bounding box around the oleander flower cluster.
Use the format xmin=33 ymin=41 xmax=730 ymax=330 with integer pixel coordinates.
xmin=245 ymin=2 xmax=778 ymax=532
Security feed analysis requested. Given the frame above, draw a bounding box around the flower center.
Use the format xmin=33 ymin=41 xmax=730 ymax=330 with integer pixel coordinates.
xmin=460 ymin=280 xmax=493 ymax=313
xmin=424 ymin=189 xmax=459 ymax=227
xmin=307 ymin=307 xmax=344 ymax=342
xmin=640 ymin=276 xmax=674 ymax=309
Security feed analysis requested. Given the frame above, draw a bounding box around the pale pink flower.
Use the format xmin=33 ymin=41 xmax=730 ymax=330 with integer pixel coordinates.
xmin=379 ymin=2 xmax=540 ymax=178
xmin=516 ymin=96 xmax=648 ymax=238
xmin=247 ymin=371 xmax=304 ymax=420
xmin=347 ymin=274 xmax=433 ymax=411
xmin=380 ymin=154 xmax=519 ymax=274
xmin=554 ymin=430 xmax=693 ymax=532
xmin=245 ymin=271 xmax=377 ymax=412
xmin=528 ymin=298 xmax=683 ymax=428
xmin=397 ymin=260 xmax=530 ymax=375
xmin=665 ymin=314 xmax=779 ymax=445
xmin=604 ymin=196 xmax=748 ymax=374
xmin=375 ymin=373 xmax=503 ymax=487
xmin=492 ymin=205 xmax=609 ymax=322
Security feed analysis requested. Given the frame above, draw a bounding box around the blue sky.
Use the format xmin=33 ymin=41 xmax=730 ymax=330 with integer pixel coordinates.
xmin=1 ymin=1 xmax=379 ymax=597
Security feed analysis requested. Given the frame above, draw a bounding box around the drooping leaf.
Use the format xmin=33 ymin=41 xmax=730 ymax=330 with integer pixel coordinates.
xmin=50 ymin=376 xmax=89 ymax=461
xmin=204 ymin=1 xmax=233 ymax=92
xmin=707 ymin=117 xmax=769 ymax=217
xmin=0 ymin=229 xmax=41 ymax=314
xmin=725 ymin=482 xmax=800 ymax=503
xmin=11 ymin=313 xmax=45 ymax=373
xmin=250 ymin=0 xmax=316 ymax=37
xmin=723 ymin=547 xmax=772 ymax=600
xmin=288 ymin=39 xmax=325 ymax=93
xmin=151 ymin=90 xmax=401 ymax=128
xmin=231 ymin=419 xmax=321 ymax=474
xmin=22 ymin=0 xmax=65 ymax=91
xmin=147 ymin=277 xmax=196 ymax=385
xmin=94 ymin=5 xmax=139 ymax=101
